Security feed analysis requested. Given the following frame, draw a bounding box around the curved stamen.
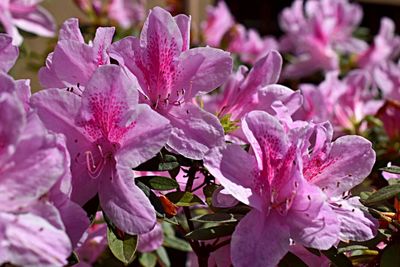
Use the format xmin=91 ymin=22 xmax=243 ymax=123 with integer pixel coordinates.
xmin=85 ymin=151 xmax=105 ymax=179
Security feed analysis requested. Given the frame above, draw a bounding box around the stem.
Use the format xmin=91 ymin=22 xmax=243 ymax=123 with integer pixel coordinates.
xmin=183 ymin=164 xmax=210 ymax=266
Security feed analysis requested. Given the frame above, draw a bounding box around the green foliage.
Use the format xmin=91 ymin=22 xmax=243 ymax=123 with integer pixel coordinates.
xmin=136 ymin=176 xmax=179 ymax=191
xmin=106 ymin=227 xmax=138 ymax=265
xmin=165 ymin=192 xmax=204 ymax=207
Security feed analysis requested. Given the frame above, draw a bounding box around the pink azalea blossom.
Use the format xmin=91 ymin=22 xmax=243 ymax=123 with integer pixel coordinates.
xmin=0 ymin=33 xmax=18 ymax=72
xmin=300 ymin=122 xmax=378 ymax=242
xmin=108 ymin=0 xmax=146 ymax=29
xmin=280 ymin=0 xmax=366 ymax=79
xmin=294 ymin=70 xmax=383 ymax=133
xmin=205 ymin=111 xmax=340 ymax=267
xmin=357 ymin=18 xmax=400 ymax=71
xmin=109 ymin=7 xmax=232 ymax=160
xmin=227 ymin=25 xmax=279 ymax=65
xmin=201 ymin=1 xmax=234 ymax=47
xmin=202 ymin=2 xmax=278 ymax=65
xmin=0 ymin=0 xmax=56 ymax=45
xmin=205 ymin=50 xmax=300 ymax=121
xmin=374 ymin=60 xmax=400 ymax=102
xmin=31 ymin=65 xmax=172 ymax=235
xmin=39 ymin=18 xmax=115 ymax=90
xmin=0 ymin=73 xmax=72 ymax=266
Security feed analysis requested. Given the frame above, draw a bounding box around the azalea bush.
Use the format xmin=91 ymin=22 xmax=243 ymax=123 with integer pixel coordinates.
xmin=1 ymin=0 xmax=400 ymax=266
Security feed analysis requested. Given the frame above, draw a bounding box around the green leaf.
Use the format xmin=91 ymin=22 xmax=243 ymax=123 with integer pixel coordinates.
xmin=136 ymin=176 xmax=179 ymax=191
xmin=133 ymin=153 xmax=179 ymax=171
xmin=203 ymin=183 xmax=219 ymax=206
xmin=156 ymin=247 xmax=171 ymax=267
xmin=158 ymin=154 xmax=180 ymax=171
xmin=380 ymin=166 xmax=400 ymax=174
xmin=139 ymin=252 xmax=157 ymax=267
xmin=136 ymin=181 xmax=165 ymax=216
xmin=381 ymin=242 xmax=400 ymax=267
xmin=278 ymin=252 xmax=308 ymax=267
xmin=163 ymin=236 xmax=192 ymax=252
xmin=107 ymin=227 xmax=138 ymax=265
xmin=191 ymin=213 xmax=243 ymax=223
xmin=321 ymin=247 xmax=353 ymax=267
xmin=185 ymin=224 xmax=235 ymax=240
xmin=165 ymin=192 xmax=204 ymax=206
xmin=338 ymin=245 xmax=369 ymax=253
xmin=363 ymin=184 xmax=400 ymax=206
xmin=66 ymin=252 xmax=79 ymax=266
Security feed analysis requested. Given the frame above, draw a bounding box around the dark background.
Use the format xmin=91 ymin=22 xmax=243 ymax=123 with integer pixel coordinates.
xmin=222 ymin=0 xmax=400 ymax=38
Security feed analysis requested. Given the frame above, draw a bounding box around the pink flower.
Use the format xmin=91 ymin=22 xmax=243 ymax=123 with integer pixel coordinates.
xmin=357 ymin=18 xmax=400 ymax=71
xmin=0 ymin=73 xmax=72 ymax=266
xmin=0 ymin=34 xmax=18 ymax=72
xmin=201 ymin=1 xmax=234 ymax=47
xmin=206 ymin=51 xmax=300 ymax=121
xmin=374 ymin=60 xmax=400 ymax=102
xmin=301 ymin=122 xmax=378 ymax=242
xmin=294 ymin=70 xmax=383 ymax=133
xmin=280 ymin=0 xmax=366 ymax=79
xmin=31 ymin=65 xmax=171 ymax=235
xmin=109 ymin=7 xmax=232 ymax=160
xmin=39 ymin=18 xmax=115 ymax=90
xmin=108 ymin=0 xmax=146 ymax=29
xmin=205 ymin=111 xmax=340 ymax=267
xmin=0 ymin=0 xmax=56 ymax=45
xmin=227 ymin=25 xmax=279 ymax=65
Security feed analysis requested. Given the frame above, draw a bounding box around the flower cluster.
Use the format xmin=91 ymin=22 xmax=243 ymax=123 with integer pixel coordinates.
xmin=1 ymin=0 xmax=400 ymax=266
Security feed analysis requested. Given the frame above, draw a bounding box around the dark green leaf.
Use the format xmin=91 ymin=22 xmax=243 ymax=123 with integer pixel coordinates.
xmin=363 ymin=184 xmax=400 ymax=205
xmin=165 ymin=192 xmax=204 ymax=206
xmin=136 ymin=176 xmax=179 ymax=190
xmin=156 ymin=247 xmax=171 ymax=267
xmin=278 ymin=252 xmax=308 ymax=267
xmin=321 ymin=247 xmax=353 ymax=267
xmin=191 ymin=213 xmax=243 ymax=223
xmin=203 ymin=183 xmax=219 ymax=206
xmin=136 ymin=181 xmax=165 ymax=216
xmin=139 ymin=252 xmax=157 ymax=267
xmin=163 ymin=236 xmax=193 ymax=252
xmin=66 ymin=252 xmax=79 ymax=266
xmin=185 ymin=224 xmax=236 ymax=240
xmin=158 ymin=154 xmax=180 ymax=171
xmin=380 ymin=166 xmax=400 ymax=174
xmin=381 ymin=242 xmax=400 ymax=267
xmin=133 ymin=153 xmax=179 ymax=171
xmin=107 ymin=227 xmax=138 ymax=265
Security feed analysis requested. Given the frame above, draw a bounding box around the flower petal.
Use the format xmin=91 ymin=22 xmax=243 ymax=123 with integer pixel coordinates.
xmin=13 ymin=6 xmax=56 ymax=37
xmin=166 ymin=103 xmax=224 ymax=160
xmin=288 ymin=180 xmax=339 ymax=250
xmin=331 ymin=197 xmax=378 ymax=242
xmin=242 ymin=110 xmax=288 ymax=170
xmin=175 ymin=47 xmax=232 ymax=97
xmin=231 ymin=209 xmax=290 ymax=267
xmin=0 ymin=34 xmax=18 ymax=72
xmin=310 ymin=135 xmax=376 ymax=197
xmin=59 ymin=18 xmax=84 ymax=43
xmin=99 ymin=164 xmax=156 ymax=234
xmin=204 ymin=144 xmax=260 ymax=209
xmin=116 ymin=104 xmax=171 ymax=169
